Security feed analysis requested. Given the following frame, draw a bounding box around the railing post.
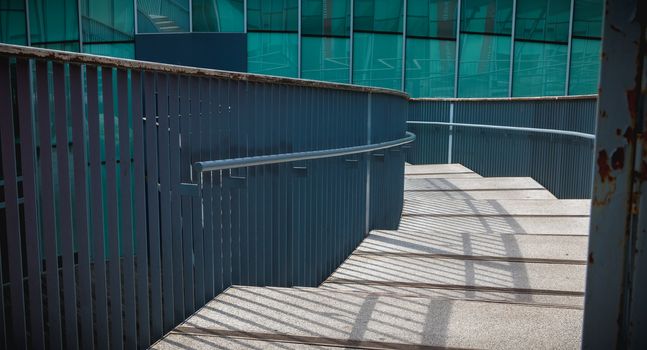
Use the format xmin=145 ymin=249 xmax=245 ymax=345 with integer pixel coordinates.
xmin=365 ymin=93 xmax=372 ymax=235
xmin=448 ymin=103 xmax=454 ymax=163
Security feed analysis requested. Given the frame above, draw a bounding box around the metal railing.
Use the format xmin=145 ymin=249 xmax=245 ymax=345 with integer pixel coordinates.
xmin=406 ymin=121 xmax=595 ymax=140
xmin=194 ymin=131 xmax=416 ymax=172
xmin=406 ymin=96 xmax=597 ymax=198
xmin=0 ymin=43 xmax=599 ymax=350
xmin=0 ymin=43 xmax=409 ymax=350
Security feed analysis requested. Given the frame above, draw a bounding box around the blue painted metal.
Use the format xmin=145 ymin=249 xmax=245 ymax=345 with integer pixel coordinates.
xmin=406 ymin=96 xmax=598 ymax=198
xmin=193 ymin=132 xmax=415 ymax=172
xmin=0 ymin=43 xmax=410 ymax=349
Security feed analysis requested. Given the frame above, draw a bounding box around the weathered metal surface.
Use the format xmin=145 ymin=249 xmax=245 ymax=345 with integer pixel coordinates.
xmin=0 ymin=43 xmax=409 ymax=98
xmin=0 ymin=48 xmax=409 ymax=349
xmin=583 ymin=0 xmax=647 ymax=348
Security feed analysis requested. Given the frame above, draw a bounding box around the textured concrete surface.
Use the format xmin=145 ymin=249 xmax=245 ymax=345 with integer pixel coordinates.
xmin=153 ymin=287 xmax=582 ymax=350
xmin=398 ymin=215 xmax=590 ymax=235
xmin=406 ymin=188 xmax=557 ymax=200
xmin=155 ymin=164 xmax=588 ymax=349
xmin=405 ymin=177 xmax=547 ymax=191
xmin=405 ymin=163 xmax=478 ymax=175
xmin=406 ymin=173 xmax=483 ymax=179
xmin=318 ymin=283 xmax=584 ymax=308
xmin=402 ymin=198 xmax=591 ymax=216
xmin=356 ymin=230 xmax=589 ymax=260
xmin=325 ymin=255 xmax=585 ymax=293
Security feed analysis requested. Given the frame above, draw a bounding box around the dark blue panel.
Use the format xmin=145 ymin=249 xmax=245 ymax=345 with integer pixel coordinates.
xmin=135 ymin=33 xmax=247 ymax=72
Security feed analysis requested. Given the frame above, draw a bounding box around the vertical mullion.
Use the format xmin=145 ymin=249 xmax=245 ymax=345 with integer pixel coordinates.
xmin=453 ymin=0 xmax=462 ymax=98
xmin=0 ymin=56 xmax=27 ymax=349
xmin=401 ymin=0 xmax=407 ymax=91
xmin=144 ymin=71 xmax=163 ymax=340
xmin=36 ymin=60 xmax=63 ymax=350
xmin=508 ymin=0 xmax=517 ymax=97
xmin=349 ymin=0 xmax=354 ymax=83
xmin=102 ymin=67 xmax=124 ymax=350
xmin=297 ymin=0 xmax=302 ymax=78
xmin=16 ymin=59 xmax=45 ymax=350
xmin=131 ymin=71 xmax=151 ymax=347
xmin=86 ymin=65 xmax=109 ymax=350
xmin=117 ymin=68 xmax=137 ymax=345
xmin=53 ymin=62 xmax=79 ymax=350
xmin=243 ymin=0 xmax=248 ymax=33
xmin=168 ymin=75 xmax=184 ymax=321
xmin=565 ymin=0 xmax=575 ymax=95
xmin=157 ymin=73 xmax=175 ymax=331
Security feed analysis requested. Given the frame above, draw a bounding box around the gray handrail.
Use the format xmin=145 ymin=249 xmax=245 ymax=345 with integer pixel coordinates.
xmin=194 ymin=131 xmax=416 ymax=173
xmin=407 ymin=121 xmax=596 ymax=140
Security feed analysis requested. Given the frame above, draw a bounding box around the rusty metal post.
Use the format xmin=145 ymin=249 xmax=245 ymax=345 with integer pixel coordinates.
xmin=583 ymin=0 xmax=647 ymax=348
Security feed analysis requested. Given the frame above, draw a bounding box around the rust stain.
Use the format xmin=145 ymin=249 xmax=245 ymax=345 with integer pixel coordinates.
xmin=640 ymin=161 xmax=647 ymax=183
xmin=601 ymin=110 xmax=608 ymax=118
xmin=624 ymin=126 xmax=635 ymax=144
xmin=588 ymin=252 xmax=594 ymax=264
xmin=598 ymin=150 xmax=615 ymax=182
xmin=611 ymin=147 xmax=625 ymax=170
xmin=627 ymin=90 xmax=638 ymax=120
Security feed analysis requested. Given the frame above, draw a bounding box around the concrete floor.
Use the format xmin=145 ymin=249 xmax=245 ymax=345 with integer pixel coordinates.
xmin=152 ymin=164 xmax=589 ymax=350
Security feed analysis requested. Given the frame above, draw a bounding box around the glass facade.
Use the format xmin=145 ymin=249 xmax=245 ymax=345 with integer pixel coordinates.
xmin=301 ymin=0 xmax=350 ymax=82
xmin=82 ymin=0 xmax=135 ymax=58
xmin=193 ymin=0 xmax=244 ymax=32
xmin=0 ymin=0 xmax=603 ymax=97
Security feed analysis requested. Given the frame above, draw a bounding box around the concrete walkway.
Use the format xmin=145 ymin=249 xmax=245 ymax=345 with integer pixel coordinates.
xmin=152 ymin=164 xmax=589 ymax=349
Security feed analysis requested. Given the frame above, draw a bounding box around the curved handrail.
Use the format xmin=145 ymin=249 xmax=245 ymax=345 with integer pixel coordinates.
xmin=407 ymin=121 xmax=595 ymax=140
xmin=194 ymin=132 xmax=416 ymax=173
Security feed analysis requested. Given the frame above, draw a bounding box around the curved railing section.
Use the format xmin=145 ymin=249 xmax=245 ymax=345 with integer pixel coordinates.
xmin=406 ymin=96 xmax=597 ymax=199
xmin=195 ymin=131 xmax=416 ymax=172
xmin=0 ymin=44 xmax=410 ymax=349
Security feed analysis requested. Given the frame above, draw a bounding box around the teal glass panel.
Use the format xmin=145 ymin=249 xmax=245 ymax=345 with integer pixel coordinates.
xmin=512 ymin=41 xmax=567 ymax=96
xmin=573 ymin=0 xmax=603 ymax=38
xmin=248 ymin=32 xmax=298 ymax=77
xmin=460 ymin=0 xmax=513 ymax=35
xmin=82 ymin=0 xmax=134 ymax=42
xmin=137 ymin=0 xmax=190 ymax=33
xmin=301 ymin=36 xmax=350 ymax=83
xmin=458 ymin=33 xmax=510 ymax=97
xmin=247 ymin=0 xmax=298 ymax=32
xmin=405 ymin=37 xmax=455 ymax=97
xmin=515 ymin=0 xmax=570 ymax=43
xmin=83 ymin=43 xmax=135 ymax=59
xmin=354 ymin=0 xmax=403 ymax=33
xmin=33 ymin=42 xmax=80 ymax=52
xmin=353 ymin=33 xmax=402 ymax=90
xmin=569 ymin=38 xmax=601 ymax=95
xmin=29 ymin=0 xmax=79 ymax=45
xmin=0 ymin=1 xmax=27 ymax=45
xmin=193 ymin=0 xmax=244 ymax=32
xmin=407 ymin=0 xmax=457 ymax=38
xmin=302 ymin=0 xmax=350 ymax=36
